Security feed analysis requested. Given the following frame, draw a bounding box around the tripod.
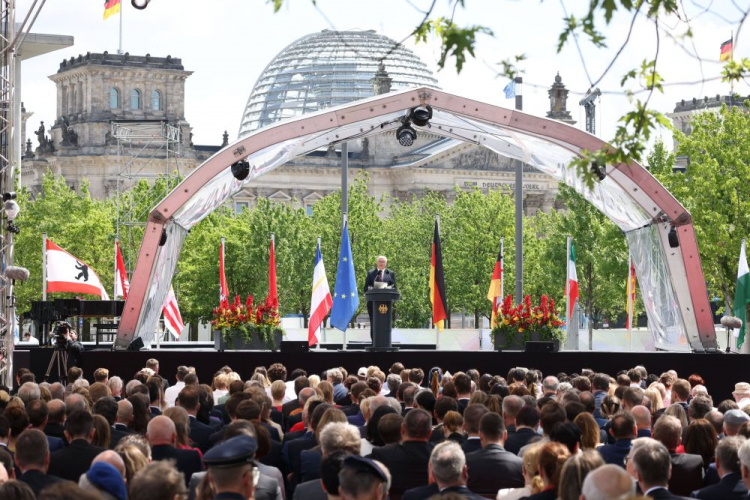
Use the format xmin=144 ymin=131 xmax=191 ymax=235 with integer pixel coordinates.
xmin=44 ymin=348 xmax=68 ymax=383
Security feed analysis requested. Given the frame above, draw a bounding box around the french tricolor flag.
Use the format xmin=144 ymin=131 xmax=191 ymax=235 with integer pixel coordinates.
xmin=308 ymin=241 xmax=332 ymax=346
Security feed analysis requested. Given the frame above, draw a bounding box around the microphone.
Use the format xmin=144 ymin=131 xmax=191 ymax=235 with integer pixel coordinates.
xmin=5 ymin=266 xmax=29 ymax=282
xmin=721 ymin=316 xmax=743 ymax=329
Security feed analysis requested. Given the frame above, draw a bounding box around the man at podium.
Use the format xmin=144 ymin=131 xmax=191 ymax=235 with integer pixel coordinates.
xmin=364 ymin=255 xmax=396 ymax=338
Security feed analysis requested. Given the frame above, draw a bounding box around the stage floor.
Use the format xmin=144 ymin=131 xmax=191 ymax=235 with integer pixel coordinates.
xmin=13 ymin=347 xmax=746 ymax=401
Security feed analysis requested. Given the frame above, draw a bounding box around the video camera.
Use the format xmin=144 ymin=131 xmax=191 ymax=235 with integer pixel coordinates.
xmin=53 ymin=321 xmax=73 ymax=350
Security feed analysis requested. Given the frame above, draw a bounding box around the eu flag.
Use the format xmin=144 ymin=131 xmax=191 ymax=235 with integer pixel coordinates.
xmin=329 ymin=222 xmax=359 ymax=332
xmin=503 ymin=79 xmax=516 ymax=99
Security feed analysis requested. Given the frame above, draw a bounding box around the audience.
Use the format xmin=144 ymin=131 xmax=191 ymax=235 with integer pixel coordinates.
xmin=4 ymin=359 xmax=745 ymax=500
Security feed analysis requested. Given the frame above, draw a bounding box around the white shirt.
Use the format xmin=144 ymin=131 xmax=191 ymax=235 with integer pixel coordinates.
xmin=266 ymin=383 xmax=294 ymax=404
xmin=213 ymin=389 xmax=228 ymax=405
xmin=20 ymin=337 xmax=39 ymax=345
xmin=164 ymin=381 xmax=185 ymax=407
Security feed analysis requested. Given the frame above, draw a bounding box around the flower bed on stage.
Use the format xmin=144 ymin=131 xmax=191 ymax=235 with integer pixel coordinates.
xmin=491 ymin=295 xmax=565 ymax=351
xmin=212 ymin=294 xmax=283 ymax=351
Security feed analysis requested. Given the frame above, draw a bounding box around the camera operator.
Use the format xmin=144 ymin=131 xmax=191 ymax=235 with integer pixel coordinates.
xmin=55 ymin=322 xmax=84 ymax=368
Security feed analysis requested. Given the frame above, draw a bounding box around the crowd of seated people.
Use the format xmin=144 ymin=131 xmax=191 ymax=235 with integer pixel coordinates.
xmin=1 ymin=359 xmax=750 ymax=500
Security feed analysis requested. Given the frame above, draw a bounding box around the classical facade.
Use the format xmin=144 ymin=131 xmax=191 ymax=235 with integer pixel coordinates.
xmin=22 ymin=30 xmax=567 ymax=217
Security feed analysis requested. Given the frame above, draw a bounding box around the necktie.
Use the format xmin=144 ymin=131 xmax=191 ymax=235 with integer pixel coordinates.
xmin=380 ymin=270 xmax=384 ymax=281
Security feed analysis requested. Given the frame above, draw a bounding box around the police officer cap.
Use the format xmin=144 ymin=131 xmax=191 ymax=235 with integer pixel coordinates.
xmin=203 ymin=435 xmax=258 ymax=468
xmin=343 ymin=455 xmax=387 ymax=482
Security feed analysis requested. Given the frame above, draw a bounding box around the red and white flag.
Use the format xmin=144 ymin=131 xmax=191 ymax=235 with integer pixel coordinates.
xmin=114 ymin=241 xmax=129 ymax=300
xmin=163 ymin=285 xmax=184 ymax=339
xmin=566 ymin=243 xmax=579 ymax=321
xmin=308 ymin=241 xmax=332 ymax=346
xmin=219 ymin=239 xmax=229 ymax=306
xmin=46 ymin=239 xmax=109 ymax=299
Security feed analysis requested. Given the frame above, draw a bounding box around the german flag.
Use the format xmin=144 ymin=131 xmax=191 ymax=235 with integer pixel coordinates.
xmin=104 ymin=0 xmax=121 ymax=20
xmin=429 ymin=219 xmax=448 ymax=330
xmin=486 ymin=241 xmax=503 ymax=328
xmin=720 ymin=38 xmax=733 ymax=62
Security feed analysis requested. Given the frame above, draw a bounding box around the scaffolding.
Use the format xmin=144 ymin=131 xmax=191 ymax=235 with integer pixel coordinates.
xmin=114 ymin=121 xmax=182 ymax=276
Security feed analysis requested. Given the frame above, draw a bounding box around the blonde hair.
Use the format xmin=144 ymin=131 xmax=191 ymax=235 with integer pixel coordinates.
xmin=308 ymin=374 xmax=320 ymax=389
xmin=443 ymin=411 xmax=464 ymax=434
xmin=270 ymin=380 xmax=286 ymax=401
xmin=115 ymin=442 xmax=149 ymax=483
xmin=522 ymin=442 xmax=545 ymax=494
xmin=574 ymin=412 xmax=601 ymax=450
xmin=644 ymin=387 xmax=664 ymax=414
xmin=251 ymin=372 xmax=270 ymax=388
xmin=163 ymin=406 xmax=191 ymax=447
xmin=317 ymin=381 xmax=334 ymax=404
xmin=213 ymin=373 xmax=229 ymax=390
xmin=315 ymin=408 xmax=348 ymax=442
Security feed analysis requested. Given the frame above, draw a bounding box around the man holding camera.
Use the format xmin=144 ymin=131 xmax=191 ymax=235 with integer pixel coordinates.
xmin=56 ymin=322 xmax=84 ymax=369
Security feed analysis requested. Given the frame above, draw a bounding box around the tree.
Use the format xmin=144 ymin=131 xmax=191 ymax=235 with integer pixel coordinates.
xmin=649 ymin=103 xmax=750 ymax=312
xmin=14 ymin=172 xmax=116 ymax=314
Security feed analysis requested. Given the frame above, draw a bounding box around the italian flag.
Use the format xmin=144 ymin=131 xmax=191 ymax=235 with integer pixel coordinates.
xmin=734 ymin=240 xmax=750 ymax=349
xmin=566 ymin=244 xmax=579 ymax=322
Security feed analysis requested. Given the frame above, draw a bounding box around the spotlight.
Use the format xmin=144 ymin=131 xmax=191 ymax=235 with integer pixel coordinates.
xmin=397 ymin=122 xmax=417 ymax=147
xmin=410 ymin=105 xmax=433 ymax=127
xmin=2 ymin=192 xmax=15 ymax=202
xmin=668 ymin=225 xmax=679 ymax=248
xmin=231 ymin=160 xmax=250 ymax=181
xmin=590 ymin=162 xmax=606 ymax=181
xmin=132 ymin=0 xmax=151 ymax=9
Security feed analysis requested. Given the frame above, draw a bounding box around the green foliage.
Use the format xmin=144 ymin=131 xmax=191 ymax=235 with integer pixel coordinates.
xmin=415 ymin=17 xmax=493 ymax=72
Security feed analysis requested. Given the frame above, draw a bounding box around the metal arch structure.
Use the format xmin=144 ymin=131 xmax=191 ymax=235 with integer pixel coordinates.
xmin=114 ymin=87 xmax=717 ymax=352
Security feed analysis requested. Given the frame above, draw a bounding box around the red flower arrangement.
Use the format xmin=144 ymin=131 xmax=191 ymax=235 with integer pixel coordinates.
xmin=212 ymin=293 xmax=281 ymax=348
xmin=491 ymin=294 xmax=565 ymax=345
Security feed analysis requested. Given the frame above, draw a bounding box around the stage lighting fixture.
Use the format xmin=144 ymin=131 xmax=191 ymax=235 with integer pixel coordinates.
xmin=410 ymin=105 xmax=433 ymax=127
xmin=397 ymin=122 xmax=417 ymax=147
xmin=668 ymin=225 xmax=679 ymax=248
xmin=132 ymin=0 xmax=151 ymax=9
xmin=590 ymin=162 xmax=606 ymax=181
xmin=231 ymin=160 xmax=250 ymax=181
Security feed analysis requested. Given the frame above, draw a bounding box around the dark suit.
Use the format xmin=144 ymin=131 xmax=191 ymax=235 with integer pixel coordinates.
xmin=669 ymin=452 xmax=705 ymax=496
xmin=47 ymin=435 xmax=65 ymax=452
xmin=461 ymin=438 xmax=482 ymax=455
xmin=368 ymin=440 xmax=434 ymax=498
xmin=188 ymin=415 xmax=215 ymax=453
xmin=466 ymin=443 xmax=524 ymax=494
xmin=504 ymin=428 xmax=539 ymax=455
xmin=691 ymin=471 xmax=747 ymax=499
xmin=44 ymin=422 xmax=65 ymax=440
xmin=644 ymin=486 xmax=692 ymax=499
xmin=151 ymin=444 xmax=203 ymax=485
xmin=283 ymin=432 xmax=316 ymax=486
xmin=597 ymin=439 xmax=633 ymax=467
xmin=190 ymin=470 xmax=281 ymax=500
xmin=403 ymin=483 xmax=439 ymax=500
xmin=48 ymin=439 xmax=106 ymax=482
xmin=262 ymin=422 xmax=281 ymax=442
xmin=110 ymin=426 xmax=131 ymax=449
xmin=149 ymin=406 xmax=162 ymax=416
xmin=440 ymin=485 xmax=486 ymax=500
xmin=18 ymin=469 xmax=66 ymax=496
xmin=520 ymin=489 xmax=557 ymax=500
xmin=293 ymin=479 xmax=327 ymax=500
xmin=457 ymin=399 xmax=470 ymax=414
xmin=300 ymin=446 xmax=322 ymax=482
xmin=364 ymin=267 xmax=396 ymax=336
xmin=285 ymin=412 xmax=303 ymax=432
xmin=260 ymin=439 xmax=284 ymax=473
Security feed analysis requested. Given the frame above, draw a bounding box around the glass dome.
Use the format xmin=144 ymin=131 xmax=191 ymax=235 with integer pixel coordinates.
xmin=238 ymin=29 xmax=439 ymax=137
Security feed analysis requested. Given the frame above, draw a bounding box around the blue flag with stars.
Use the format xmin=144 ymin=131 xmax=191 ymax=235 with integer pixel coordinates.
xmin=330 ymin=221 xmax=359 ymax=332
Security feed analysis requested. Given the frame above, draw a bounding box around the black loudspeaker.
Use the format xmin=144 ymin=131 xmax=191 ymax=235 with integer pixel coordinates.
xmin=525 ymin=341 xmax=554 ymax=353
xmin=668 ymin=226 xmax=679 ymax=248
xmin=128 ymin=337 xmax=145 ymax=351
xmin=280 ymin=341 xmax=309 ymax=353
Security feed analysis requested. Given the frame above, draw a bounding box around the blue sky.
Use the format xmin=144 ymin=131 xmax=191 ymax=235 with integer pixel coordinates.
xmin=20 ymin=0 xmax=749 ymax=148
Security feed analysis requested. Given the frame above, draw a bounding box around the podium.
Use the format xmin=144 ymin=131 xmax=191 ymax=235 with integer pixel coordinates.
xmin=365 ymin=288 xmax=401 ymax=352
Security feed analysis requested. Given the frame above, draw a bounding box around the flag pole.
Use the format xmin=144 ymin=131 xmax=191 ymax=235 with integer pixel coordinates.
xmin=565 ymin=236 xmax=571 ymax=333
xmin=731 ymin=30 xmax=735 ymax=100
xmin=42 ymin=233 xmax=47 ymax=302
xmin=500 ymin=237 xmax=504 ymax=300
xmin=220 ymin=237 xmax=225 ymax=303
xmin=436 ymin=213 xmax=441 ymax=350
xmin=113 ymin=238 xmax=119 ymax=299
xmin=628 ymin=252 xmax=633 ymax=351
xmin=341 ymin=213 xmax=348 ymax=352
xmin=317 ymin=236 xmax=324 ymax=349
xmin=118 ymin=1 xmax=123 ymax=55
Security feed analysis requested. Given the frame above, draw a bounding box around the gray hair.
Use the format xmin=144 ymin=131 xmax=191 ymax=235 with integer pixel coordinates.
xmin=430 ymin=441 xmax=465 ymax=484
xmin=65 ymin=393 xmax=87 ymax=414
xmin=739 ymin=439 xmax=750 ymax=471
xmin=108 ymin=376 xmax=123 ymax=394
xmin=630 ymin=438 xmax=671 ymax=487
xmin=386 ymin=374 xmax=402 ymax=394
xmin=18 ymin=382 xmax=41 ymax=404
xmin=327 ymin=368 xmax=343 ymax=385
xmin=319 ymin=422 xmax=361 ymax=455
xmin=49 ymin=382 xmax=65 ymax=401
xmin=716 ymin=436 xmax=746 ymax=474
xmin=580 ymin=464 xmax=635 ymax=500
xmin=543 ymin=376 xmax=560 ymax=392
xmin=386 ymin=397 xmax=402 ymax=414
xmin=125 ymin=379 xmax=142 ymax=397
xmin=72 ymin=378 xmax=90 ymax=390
xmin=377 ymin=255 xmax=387 ymax=263
xmin=501 ymin=395 xmax=524 ymax=419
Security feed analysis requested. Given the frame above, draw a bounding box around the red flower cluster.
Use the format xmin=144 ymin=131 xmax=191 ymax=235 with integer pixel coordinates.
xmin=495 ymin=294 xmax=564 ymax=333
xmin=212 ymin=293 xmax=280 ymax=330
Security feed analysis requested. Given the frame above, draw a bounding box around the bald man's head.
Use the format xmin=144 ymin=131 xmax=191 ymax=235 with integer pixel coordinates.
xmin=581 ymin=464 xmax=635 ymax=500
xmin=631 ymin=406 xmax=652 ymax=429
xmin=116 ymin=399 xmax=133 ymax=424
xmin=298 ymin=387 xmax=316 ymax=406
xmin=146 ymin=415 xmax=176 ymax=446
xmin=93 ymin=450 xmax=126 ymax=479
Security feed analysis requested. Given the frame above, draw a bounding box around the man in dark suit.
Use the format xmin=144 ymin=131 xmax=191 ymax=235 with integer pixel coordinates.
xmin=628 ymin=438 xmax=691 ymax=499
xmin=428 ymin=440 xmax=485 ymax=500
xmin=48 ymin=410 xmax=106 ymax=482
xmin=44 ymin=399 xmax=66 ymax=441
xmin=113 ymin=400 xmax=134 ymax=436
xmin=597 ymin=412 xmax=636 ymax=467
xmin=147 ymin=415 xmax=203 ymax=486
xmin=284 ymin=401 xmax=329 ymax=490
xmin=653 ymin=414 xmax=705 ymax=496
xmin=691 ymin=436 xmax=746 ymax=499
xmin=178 ymin=385 xmax=215 ymax=453
xmin=453 ymin=374 xmax=472 ymax=414
xmin=293 ymin=450 xmax=349 ymax=500
xmin=26 ymin=399 xmax=65 ymax=452
xmin=282 ymin=376 xmax=310 ymax=423
xmin=460 ymin=404 xmax=488 ymax=455
xmin=16 ymin=429 xmax=66 ymax=495
xmin=368 ymin=408 xmax=434 ymax=499
xmin=504 ymin=405 xmax=540 ymax=455
xmin=465 ymin=412 xmax=523 ymax=494
xmin=363 ymin=255 xmax=396 ymax=339
xmin=92 ymin=397 xmax=129 ymax=449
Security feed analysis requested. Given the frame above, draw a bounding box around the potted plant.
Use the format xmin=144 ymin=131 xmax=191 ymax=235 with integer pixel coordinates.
xmin=491 ymin=294 xmax=565 ymax=351
xmin=212 ymin=294 xmax=283 ymax=351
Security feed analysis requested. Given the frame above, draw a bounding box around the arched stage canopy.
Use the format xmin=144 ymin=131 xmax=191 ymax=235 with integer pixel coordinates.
xmin=114 ymin=87 xmax=717 ymax=352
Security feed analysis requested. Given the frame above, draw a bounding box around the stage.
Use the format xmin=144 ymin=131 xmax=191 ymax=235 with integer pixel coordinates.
xmin=12 ymin=347 xmax=746 ymax=402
